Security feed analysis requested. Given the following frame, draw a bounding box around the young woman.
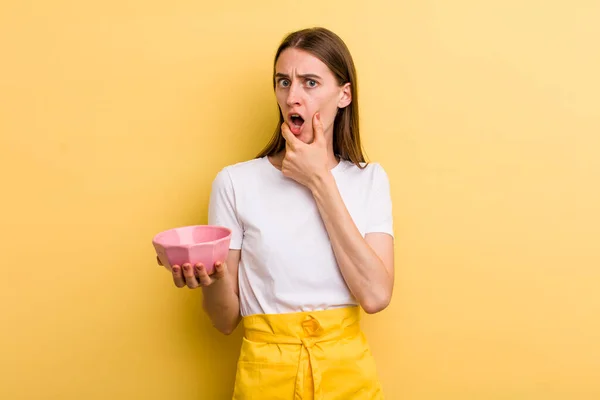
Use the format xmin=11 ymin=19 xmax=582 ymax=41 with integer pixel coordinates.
xmin=164 ymin=27 xmax=394 ymax=399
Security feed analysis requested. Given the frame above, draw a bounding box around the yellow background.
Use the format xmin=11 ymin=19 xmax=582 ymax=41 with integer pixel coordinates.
xmin=1 ymin=1 xmax=599 ymax=399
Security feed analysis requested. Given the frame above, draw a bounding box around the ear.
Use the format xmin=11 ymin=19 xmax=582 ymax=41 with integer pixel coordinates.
xmin=337 ymin=82 xmax=352 ymax=109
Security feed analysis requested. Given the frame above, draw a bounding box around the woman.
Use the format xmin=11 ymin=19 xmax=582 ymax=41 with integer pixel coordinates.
xmin=165 ymin=27 xmax=394 ymax=399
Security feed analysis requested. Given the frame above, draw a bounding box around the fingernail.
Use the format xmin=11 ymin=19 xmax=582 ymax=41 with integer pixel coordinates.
xmin=172 ymin=266 xmax=179 ymax=273
xmin=183 ymin=265 xmax=189 ymax=271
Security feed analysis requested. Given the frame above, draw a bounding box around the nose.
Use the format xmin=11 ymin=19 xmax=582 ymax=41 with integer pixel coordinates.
xmin=286 ymin=81 xmax=301 ymax=107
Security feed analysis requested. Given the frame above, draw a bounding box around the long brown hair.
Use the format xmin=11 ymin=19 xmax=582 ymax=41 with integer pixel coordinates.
xmin=256 ymin=27 xmax=367 ymax=168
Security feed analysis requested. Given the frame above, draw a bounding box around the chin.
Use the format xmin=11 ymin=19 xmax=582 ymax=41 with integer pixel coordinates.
xmin=299 ymin=125 xmax=314 ymax=143
xmin=299 ymin=135 xmax=312 ymax=144
xmin=299 ymin=132 xmax=316 ymax=144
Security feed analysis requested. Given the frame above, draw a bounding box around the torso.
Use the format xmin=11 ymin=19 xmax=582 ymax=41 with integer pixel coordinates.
xmin=209 ymin=156 xmax=392 ymax=316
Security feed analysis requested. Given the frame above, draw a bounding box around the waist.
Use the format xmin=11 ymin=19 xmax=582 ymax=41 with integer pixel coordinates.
xmin=242 ymin=306 xmax=362 ymax=344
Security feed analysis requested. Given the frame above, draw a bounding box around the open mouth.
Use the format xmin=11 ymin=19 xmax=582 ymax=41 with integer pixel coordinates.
xmin=288 ymin=114 xmax=305 ymax=135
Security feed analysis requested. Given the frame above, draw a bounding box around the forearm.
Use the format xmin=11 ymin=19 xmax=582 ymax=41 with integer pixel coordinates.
xmin=310 ymin=173 xmax=393 ymax=313
xmin=201 ymin=277 xmax=241 ymax=335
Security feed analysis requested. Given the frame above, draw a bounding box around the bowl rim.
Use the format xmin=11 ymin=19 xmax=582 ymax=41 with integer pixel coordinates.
xmin=152 ymin=224 xmax=232 ymax=248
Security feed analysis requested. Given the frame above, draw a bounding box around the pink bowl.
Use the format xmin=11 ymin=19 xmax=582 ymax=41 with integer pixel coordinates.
xmin=152 ymin=225 xmax=232 ymax=275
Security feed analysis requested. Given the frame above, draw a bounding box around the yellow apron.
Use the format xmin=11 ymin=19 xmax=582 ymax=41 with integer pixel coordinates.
xmin=232 ymin=306 xmax=383 ymax=400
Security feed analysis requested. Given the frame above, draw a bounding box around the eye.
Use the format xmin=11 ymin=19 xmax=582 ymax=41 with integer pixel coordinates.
xmin=306 ymin=79 xmax=318 ymax=88
xmin=277 ymin=78 xmax=290 ymax=88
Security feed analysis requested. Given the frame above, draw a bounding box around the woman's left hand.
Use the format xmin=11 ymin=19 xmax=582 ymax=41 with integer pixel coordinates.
xmin=281 ymin=112 xmax=330 ymax=190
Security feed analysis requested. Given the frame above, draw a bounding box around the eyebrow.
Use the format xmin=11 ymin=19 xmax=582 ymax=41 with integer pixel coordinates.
xmin=275 ymin=73 xmax=322 ymax=80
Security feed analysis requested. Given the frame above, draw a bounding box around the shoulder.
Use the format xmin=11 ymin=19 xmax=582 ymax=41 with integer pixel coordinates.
xmin=218 ymin=157 xmax=265 ymax=175
xmin=212 ymin=157 xmax=267 ymax=186
xmin=340 ymin=160 xmax=390 ymax=183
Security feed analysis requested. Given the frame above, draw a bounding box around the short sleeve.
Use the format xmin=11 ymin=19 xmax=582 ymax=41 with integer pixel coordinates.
xmin=365 ymin=163 xmax=394 ymax=237
xmin=207 ymin=167 xmax=244 ymax=249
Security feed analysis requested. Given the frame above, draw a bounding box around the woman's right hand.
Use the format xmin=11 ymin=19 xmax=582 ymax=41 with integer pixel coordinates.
xmin=156 ymin=256 xmax=229 ymax=289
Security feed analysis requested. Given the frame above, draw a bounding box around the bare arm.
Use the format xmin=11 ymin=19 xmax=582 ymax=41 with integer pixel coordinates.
xmin=201 ymin=249 xmax=241 ymax=335
xmin=173 ymin=249 xmax=242 ymax=335
xmin=277 ymin=115 xmax=395 ymax=313
xmin=310 ymin=174 xmax=394 ymax=314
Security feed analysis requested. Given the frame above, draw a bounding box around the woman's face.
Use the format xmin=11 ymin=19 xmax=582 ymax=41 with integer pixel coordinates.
xmin=274 ymin=48 xmax=351 ymax=144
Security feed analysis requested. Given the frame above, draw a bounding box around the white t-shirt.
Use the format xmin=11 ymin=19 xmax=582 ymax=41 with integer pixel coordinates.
xmin=207 ymin=156 xmax=394 ymax=317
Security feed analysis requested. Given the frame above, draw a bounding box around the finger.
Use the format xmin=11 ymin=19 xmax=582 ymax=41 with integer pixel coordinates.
xmin=312 ymin=111 xmax=324 ymax=144
xmin=195 ymin=263 xmax=212 ymax=286
xmin=171 ymin=265 xmax=186 ymax=288
xmin=212 ymin=261 xmax=227 ymax=280
xmin=182 ymin=263 xmax=200 ymax=288
xmin=281 ymin=122 xmax=297 ymax=149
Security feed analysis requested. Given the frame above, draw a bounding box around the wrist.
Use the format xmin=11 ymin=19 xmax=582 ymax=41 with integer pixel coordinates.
xmin=203 ymin=271 xmax=233 ymax=295
xmin=310 ymin=170 xmax=335 ymax=196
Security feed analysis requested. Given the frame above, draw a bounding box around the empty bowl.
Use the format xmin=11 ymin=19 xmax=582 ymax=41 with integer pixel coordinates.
xmin=152 ymin=225 xmax=232 ymax=275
